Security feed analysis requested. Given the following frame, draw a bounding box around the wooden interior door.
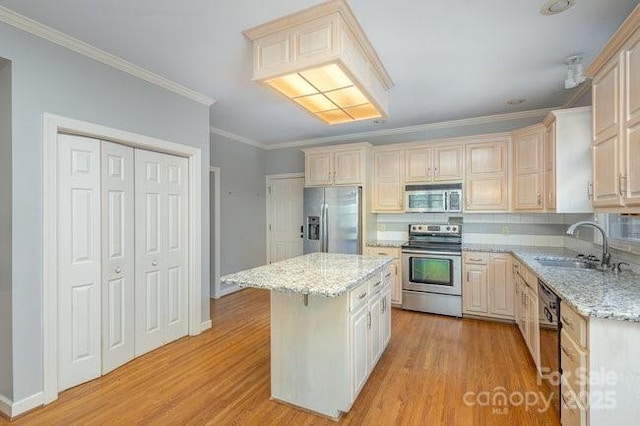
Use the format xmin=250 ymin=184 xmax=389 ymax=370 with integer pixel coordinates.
xmin=101 ymin=141 xmax=135 ymax=374
xmin=57 ymin=134 xmax=102 ymax=391
xmin=268 ymin=177 xmax=304 ymax=263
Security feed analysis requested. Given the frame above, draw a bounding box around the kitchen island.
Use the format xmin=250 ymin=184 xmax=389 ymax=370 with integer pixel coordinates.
xmin=221 ymin=253 xmax=393 ymax=419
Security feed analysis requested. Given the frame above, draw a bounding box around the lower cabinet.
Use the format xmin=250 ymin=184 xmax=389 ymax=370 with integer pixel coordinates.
xmin=462 ymin=252 xmax=514 ymax=320
xmin=364 ymin=246 xmax=402 ymax=305
xmin=513 ymin=260 xmax=540 ymax=371
xmin=560 ymin=301 xmax=589 ymax=426
xmin=349 ymin=267 xmax=392 ymax=407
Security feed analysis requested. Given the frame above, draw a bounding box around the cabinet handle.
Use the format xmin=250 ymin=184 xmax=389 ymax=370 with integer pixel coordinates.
xmin=333 ymin=171 xmax=336 ymax=182
xmin=384 ymin=272 xmax=392 ymax=279
xmin=469 ymin=257 xmax=483 ymax=262
xmin=619 ymin=173 xmax=624 ymax=196
xmin=358 ymin=292 xmax=368 ymax=300
xmin=367 ymin=312 xmax=371 ymax=329
xmin=587 ymin=181 xmax=593 ymax=200
xmin=537 ymin=192 xmax=541 ymax=205
xmin=548 ymin=190 xmax=552 ymax=204
xmin=561 ymin=344 xmax=575 ymax=362
xmin=466 ymin=271 xmax=470 ymax=282
xmin=151 ymin=260 xmax=158 ymax=267
xmin=114 ymin=267 xmax=122 ymax=274
xmin=378 ymin=252 xmax=389 ymax=256
xmin=381 ymin=298 xmax=385 ymax=313
xmin=373 ymin=281 xmax=381 ymax=288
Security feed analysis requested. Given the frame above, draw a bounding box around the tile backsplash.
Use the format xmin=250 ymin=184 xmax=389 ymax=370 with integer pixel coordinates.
xmin=376 ymin=212 xmax=592 ymax=246
xmin=375 ymin=211 xmax=640 ymax=273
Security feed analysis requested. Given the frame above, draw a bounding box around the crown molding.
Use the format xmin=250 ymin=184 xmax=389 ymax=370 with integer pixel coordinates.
xmin=562 ymin=81 xmax=591 ymax=108
xmin=263 ymin=107 xmax=555 ymax=150
xmin=210 ymin=126 xmax=267 ymax=149
xmin=0 ymin=5 xmax=215 ymax=106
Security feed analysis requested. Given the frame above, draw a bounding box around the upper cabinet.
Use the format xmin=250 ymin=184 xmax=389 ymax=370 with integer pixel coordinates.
xmin=302 ymin=143 xmax=371 ymax=187
xmin=543 ymin=107 xmax=594 ymax=213
xmin=587 ymin=7 xmax=640 ymax=211
xmin=372 ymin=149 xmax=404 ymax=212
xmin=512 ymin=124 xmax=545 ymax=211
xmin=405 ymin=143 xmax=463 ymax=183
xmin=464 ymin=137 xmax=510 ymax=211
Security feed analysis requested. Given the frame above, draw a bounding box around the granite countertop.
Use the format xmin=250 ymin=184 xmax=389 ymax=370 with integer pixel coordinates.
xmin=220 ymin=252 xmax=393 ymax=297
xmin=365 ymin=240 xmax=406 ymax=248
xmin=463 ymin=244 xmax=640 ymax=322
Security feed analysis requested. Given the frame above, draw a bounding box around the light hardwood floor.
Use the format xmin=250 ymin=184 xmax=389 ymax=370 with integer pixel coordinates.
xmin=3 ymin=289 xmax=559 ymax=425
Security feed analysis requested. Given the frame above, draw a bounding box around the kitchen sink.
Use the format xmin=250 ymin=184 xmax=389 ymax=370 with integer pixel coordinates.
xmin=534 ymin=257 xmax=600 ymax=270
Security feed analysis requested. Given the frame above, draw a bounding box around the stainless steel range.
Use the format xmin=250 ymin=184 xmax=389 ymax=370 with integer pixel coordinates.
xmin=401 ymin=223 xmax=462 ymax=317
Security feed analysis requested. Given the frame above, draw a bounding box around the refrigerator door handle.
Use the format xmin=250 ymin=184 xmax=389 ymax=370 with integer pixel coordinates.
xmin=323 ymin=203 xmax=329 ymax=253
xmin=320 ymin=202 xmax=325 ymax=252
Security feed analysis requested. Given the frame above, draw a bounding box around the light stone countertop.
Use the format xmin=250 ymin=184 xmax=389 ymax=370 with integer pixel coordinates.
xmin=220 ymin=252 xmax=393 ymax=297
xmin=463 ymin=244 xmax=640 ymax=322
xmin=365 ymin=240 xmax=406 ymax=248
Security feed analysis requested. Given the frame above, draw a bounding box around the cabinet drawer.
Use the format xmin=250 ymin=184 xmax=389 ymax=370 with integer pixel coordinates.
xmin=364 ymin=247 xmax=400 ymax=259
xmin=560 ymin=383 xmax=587 ymax=426
xmin=560 ymin=301 xmax=588 ymax=349
xmin=349 ymin=280 xmax=370 ymax=312
xmin=560 ymin=329 xmax=588 ymax=406
xmin=381 ymin=266 xmax=393 ymax=287
xmin=464 ymin=252 xmax=488 ymax=264
xmin=369 ymin=273 xmax=384 ymax=296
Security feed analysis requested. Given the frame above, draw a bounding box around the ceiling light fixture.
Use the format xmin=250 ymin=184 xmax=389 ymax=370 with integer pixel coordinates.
xmin=243 ymin=0 xmax=393 ymax=125
xmin=564 ymin=55 xmax=586 ymax=89
xmin=540 ymin=0 xmax=576 ymax=15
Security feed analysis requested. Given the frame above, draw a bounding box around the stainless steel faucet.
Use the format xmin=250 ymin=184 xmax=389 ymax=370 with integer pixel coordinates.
xmin=566 ymin=221 xmax=611 ymax=268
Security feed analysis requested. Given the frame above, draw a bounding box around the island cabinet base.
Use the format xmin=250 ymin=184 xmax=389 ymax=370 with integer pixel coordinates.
xmin=270 ymin=268 xmax=391 ymax=419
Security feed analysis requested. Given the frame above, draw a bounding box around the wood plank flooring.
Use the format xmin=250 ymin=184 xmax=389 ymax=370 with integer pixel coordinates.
xmin=3 ymin=289 xmax=559 ymax=425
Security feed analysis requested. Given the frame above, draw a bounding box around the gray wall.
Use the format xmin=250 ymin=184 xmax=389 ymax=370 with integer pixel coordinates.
xmin=0 ymin=59 xmax=12 ymax=400
xmin=210 ymin=133 xmax=267 ymax=289
xmin=0 ymin=22 xmax=210 ymax=401
xmin=265 ymin=146 xmax=304 ymax=175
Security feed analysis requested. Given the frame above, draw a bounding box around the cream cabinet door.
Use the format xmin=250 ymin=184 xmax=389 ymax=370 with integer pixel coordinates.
xmin=350 ymin=304 xmax=369 ymax=402
xmin=305 ymin=152 xmax=333 ymax=186
xmin=373 ymin=150 xmax=404 ymax=211
xmin=333 ymin=149 xmax=363 ymax=185
xmin=433 ymin=144 xmax=463 ymax=181
xmin=404 ymin=147 xmax=431 ymax=183
xmin=544 ymin=122 xmax=557 ymax=210
xmin=592 ymin=55 xmax=624 ymax=207
xmin=464 ymin=140 xmax=509 ymax=211
xmin=488 ymin=254 xmax=514 ymax=318
xmin=623 ymin=30 xmax=640 ymax=206
xmin=513 ymin=128 xmax=544 ymax=210
xmin=463 ymin=264 xmax=488 ymax=315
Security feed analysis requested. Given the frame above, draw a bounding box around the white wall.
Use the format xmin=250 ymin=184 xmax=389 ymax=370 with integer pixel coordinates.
xmin=210 ymin=134 xmax=267 ymax=288
xmin=0 ymin=58 xmax=12 ymax=401
xmin=0 ymin=21 xmax=211 ymax=402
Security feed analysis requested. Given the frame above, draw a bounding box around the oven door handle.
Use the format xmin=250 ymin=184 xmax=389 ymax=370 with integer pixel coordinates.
xmin=402 ymin=250 xmax=462 ymax=256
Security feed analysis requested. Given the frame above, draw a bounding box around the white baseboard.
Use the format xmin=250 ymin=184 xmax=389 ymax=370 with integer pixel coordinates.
xmin=0 ymin=393 xmax=11 ymax=418
xmin=217 ymin=284 xmax=242 ymax=298
xmin=200 ymin=319 xmax=212 ymax=332
xmin=0 ymin=391 xmax=44 ymax=418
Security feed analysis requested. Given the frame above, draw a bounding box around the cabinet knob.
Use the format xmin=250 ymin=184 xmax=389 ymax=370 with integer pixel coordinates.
xmin=151 ymin=260 xmax=158 ymax=267
xmin=114 ymin=267 xmax=122 ymax=274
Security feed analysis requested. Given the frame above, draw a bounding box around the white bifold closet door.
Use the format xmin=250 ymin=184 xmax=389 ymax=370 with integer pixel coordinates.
xmin=134 ymin=149 xmax=189 ymax=356
xmin=101 ymin=141 xmax=135 ymax=374
xmin=57 ymin=134 xmax=189 ymax=391
xmin=58 ymin=134 xmax=103 ymax=391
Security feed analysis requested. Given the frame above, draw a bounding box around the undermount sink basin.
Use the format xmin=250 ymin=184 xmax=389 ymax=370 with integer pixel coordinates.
xmin=534 ymin=257 xmax=600 ymax=270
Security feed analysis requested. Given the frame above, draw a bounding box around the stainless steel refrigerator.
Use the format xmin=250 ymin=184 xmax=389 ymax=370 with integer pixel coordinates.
xmin=303 ymin=186 xmax=362 ymax=255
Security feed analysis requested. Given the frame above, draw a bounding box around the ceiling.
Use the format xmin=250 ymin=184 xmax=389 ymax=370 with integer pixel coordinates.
xmin=0 ymin=0 xmax=638 ymax=147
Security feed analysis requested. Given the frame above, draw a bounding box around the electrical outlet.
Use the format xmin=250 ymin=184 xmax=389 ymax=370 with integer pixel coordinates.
xmin=502 ymin=226 xmax=509 ymax=235
xmin=377 ymin=223 xmax=386 ymax=232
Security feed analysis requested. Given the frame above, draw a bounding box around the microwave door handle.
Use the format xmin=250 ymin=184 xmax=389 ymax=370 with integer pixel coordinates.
xmin=443 ymin=191 xmax=448 ymax=211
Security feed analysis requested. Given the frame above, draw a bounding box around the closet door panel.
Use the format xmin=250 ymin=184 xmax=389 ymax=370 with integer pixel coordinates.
xmin=135 ymin=150 xmax=167 ymax=356
xmin=101 ymin=141 xmax=135 ymax=374
xmin=164 ymin=155 xmax=189 ymax=341
xmin=57 ymin=134 xmax=102 ymax=391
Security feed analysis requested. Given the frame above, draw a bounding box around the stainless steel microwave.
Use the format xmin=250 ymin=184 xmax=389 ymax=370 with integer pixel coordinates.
xmin=405 ymin=184 xmax=463 ymax=213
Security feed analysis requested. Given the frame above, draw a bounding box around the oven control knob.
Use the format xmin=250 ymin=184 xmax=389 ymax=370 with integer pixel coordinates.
xmin=446 ymin=226 xmax=451 ymax=231
xmin=418 ymin=226 xmax=422 ymax=230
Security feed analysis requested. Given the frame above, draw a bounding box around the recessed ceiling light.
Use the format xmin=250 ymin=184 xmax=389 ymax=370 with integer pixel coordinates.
xmin=506 ymin=98 xmax=526 ymax=105
xmin=540 ymin=0 xmax=576 ymax=15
